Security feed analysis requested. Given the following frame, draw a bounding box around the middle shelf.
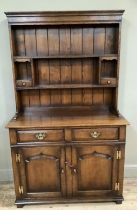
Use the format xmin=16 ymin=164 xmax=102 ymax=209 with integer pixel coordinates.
xmin=14 ymin=55 xmax=118 ymax=90
xmin=16 ymin=83 xmax=117 ymax=90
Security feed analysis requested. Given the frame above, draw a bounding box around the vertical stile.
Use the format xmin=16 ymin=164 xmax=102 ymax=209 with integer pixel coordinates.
xmin=71 ymin=28 xmax=82 ymax=105
xmin=60 ymin=28 xmax=71 ymax=105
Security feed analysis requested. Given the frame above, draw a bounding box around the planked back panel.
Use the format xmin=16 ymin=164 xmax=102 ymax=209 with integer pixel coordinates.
xmin=13 ymin=25 xmax=119 ymax=56
xmin=19 ymin=88 xmax=113 ymax=109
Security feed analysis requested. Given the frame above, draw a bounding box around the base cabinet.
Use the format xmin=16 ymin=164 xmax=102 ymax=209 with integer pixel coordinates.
xmin=11 ymin=140 xmax=125 ymax=206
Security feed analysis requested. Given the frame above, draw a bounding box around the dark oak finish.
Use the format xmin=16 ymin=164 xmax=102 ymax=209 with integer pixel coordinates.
xmin=5 ymin=10 xmax=128 ymax=207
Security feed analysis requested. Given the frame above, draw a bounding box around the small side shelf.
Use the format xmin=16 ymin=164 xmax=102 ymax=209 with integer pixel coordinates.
xmin=14 ymin=58 xmax=35 ymax=88
xmin=99 ymin=56 xmax=118 ymax=86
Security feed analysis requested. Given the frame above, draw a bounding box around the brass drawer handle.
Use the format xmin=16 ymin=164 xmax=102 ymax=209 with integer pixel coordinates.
xmin=35 ymin=132 xmax=47 ymax=140
xmin=90 ymin=131 xmax=100 ymax=139
xmin=107 ymin=80 xmax=111 ymax=84
xmin=22 ymin=82 xmax=26 ymax=86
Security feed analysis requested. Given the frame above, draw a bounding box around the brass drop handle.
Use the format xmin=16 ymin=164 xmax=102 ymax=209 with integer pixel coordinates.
xmin=65 ymin=161 xmax=77 ymax=174
xmin=90 ymin=131 xmax=100 ymax=139
xmin=107 ymin=80 xmax=111 ymax=84
xmin=35 ymin=132 xmax=47 ymax=140
xmin=65 ymin=161 xmax=73 ymax=168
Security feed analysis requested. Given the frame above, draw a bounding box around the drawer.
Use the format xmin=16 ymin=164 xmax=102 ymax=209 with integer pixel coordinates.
xmin=17 ymin=129 xmax=64 ymax=142
xmin=100 ymin=78 xmax=117 ymax=86
xmin=72 ymin=127 xmax=119 ymax=141
xmin=16 ymin=80 xmax=32 ymax=87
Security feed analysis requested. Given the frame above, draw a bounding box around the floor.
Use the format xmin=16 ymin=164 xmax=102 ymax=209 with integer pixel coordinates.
xmin=0 ymin=178 xmax=137 ymax=210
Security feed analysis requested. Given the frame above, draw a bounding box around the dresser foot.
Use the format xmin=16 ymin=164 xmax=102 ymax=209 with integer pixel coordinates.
xmin=115 ymin=200 xmax=122 ymax=204
xmin=17 ymin=204 xmax=24 ymax=208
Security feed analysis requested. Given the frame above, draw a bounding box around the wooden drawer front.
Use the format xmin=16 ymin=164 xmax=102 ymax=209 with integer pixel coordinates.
xmin=100 ymin=78 xmax=117 ymax=86
xmin=17 ymin=129 xmax=64 ymax=142
xmin=16 ymin=80 xmax=32 ymax=87
xmin=72 ymin=127 xmax=119 ymax=141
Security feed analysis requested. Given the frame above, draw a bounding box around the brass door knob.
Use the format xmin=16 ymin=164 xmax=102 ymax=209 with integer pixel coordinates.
xmin=90 ymin=131 xmax=100 ymax=139
xmin=107 ymin=80 xmax=111 ymax=84
xmin=35 ymin=132 xmax=47 ymax=140
xmin=65 ymin=161 xmax=77 ymax=174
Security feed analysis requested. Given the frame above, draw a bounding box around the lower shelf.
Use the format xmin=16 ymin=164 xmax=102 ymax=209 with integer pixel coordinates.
xmin=7 ymin=105 xmax=128 ymax=129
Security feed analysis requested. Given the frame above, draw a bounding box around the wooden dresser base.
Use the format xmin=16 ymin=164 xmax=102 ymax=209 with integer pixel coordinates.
xmin=8 ymin=111 xmax=127 ymax=208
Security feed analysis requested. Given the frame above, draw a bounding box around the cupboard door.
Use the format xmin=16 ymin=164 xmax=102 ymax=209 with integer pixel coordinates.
xmin=72 ymin=145 xmax=118 ymax=197
xmin=13 ymin=146 xmax=66 ymax=199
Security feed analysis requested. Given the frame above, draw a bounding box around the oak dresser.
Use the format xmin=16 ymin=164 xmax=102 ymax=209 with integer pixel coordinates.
xmin=5 ymin=11 xmax=128 ymax=207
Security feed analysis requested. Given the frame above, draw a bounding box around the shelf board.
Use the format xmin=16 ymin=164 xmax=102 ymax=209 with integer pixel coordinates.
xmin=7 ymin=105 xmax=128 ymax=129
xmin=13 ymin=54 xmax=118 ymax=61
xmin=100 ymin=56 xmax=118 ymax=61
xmin=14 ymin=58 xmax=31 ymax=62
xmin=16 ymin=83 xmax=117 ymax=90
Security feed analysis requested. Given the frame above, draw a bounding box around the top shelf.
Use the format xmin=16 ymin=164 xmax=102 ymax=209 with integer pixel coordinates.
xmin=13 ymin=54 xmax=118 ymax=62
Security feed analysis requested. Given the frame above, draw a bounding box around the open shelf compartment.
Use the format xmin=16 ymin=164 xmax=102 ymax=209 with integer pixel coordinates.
xmin=14 ymin=58 xmax=35 ymax=87
xmin=12 ymin=24 xmax=119 ymax=57
xmin=99 ymin=56 xmax=118 ymax=86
